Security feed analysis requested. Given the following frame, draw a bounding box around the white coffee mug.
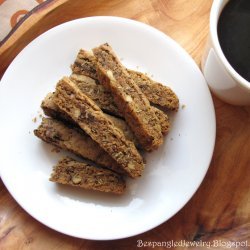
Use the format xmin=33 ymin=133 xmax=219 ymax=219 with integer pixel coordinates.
xmin=201 ymin=0 xmax=250 ymax=105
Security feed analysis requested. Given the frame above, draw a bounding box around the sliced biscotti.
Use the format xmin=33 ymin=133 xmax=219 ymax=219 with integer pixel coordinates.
xmin=34 ymin=117 xmax=125 ymax=174
xmin=41 ymin=92 xmax=140 ymax=147
xmin=72 ymin=49 xmax=179 ymax=110
xmin=128 ymin=70 xmax=179 ymax=111
xmin=93 ymin=43 xmax=163 ymax=151
xmin=50 ymin=157 xmax=126 ymax=194
xmin=70 ymin=73 xmax=170 ymax=134
xmin=53 ymin=77 xmax=144 ymax=178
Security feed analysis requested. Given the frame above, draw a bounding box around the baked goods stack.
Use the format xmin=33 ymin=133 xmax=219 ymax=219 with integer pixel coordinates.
xmin=34 ymin=43 xmax=179 ymax=194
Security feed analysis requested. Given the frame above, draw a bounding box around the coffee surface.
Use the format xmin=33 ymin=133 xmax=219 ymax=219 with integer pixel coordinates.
xmin=218 ymin=0 xmax=250 ymax=82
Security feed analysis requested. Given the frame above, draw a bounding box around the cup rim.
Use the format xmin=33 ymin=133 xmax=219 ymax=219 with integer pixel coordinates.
xmin=210 ymin=0 xmax=250 ymax=90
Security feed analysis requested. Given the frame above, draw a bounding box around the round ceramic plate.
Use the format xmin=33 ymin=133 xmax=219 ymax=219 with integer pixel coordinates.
xmin=0 ymin=17 xmax=215 ymax=240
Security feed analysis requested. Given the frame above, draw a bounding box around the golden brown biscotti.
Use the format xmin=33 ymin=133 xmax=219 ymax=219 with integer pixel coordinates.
xmin=34 ymin=117 xmax=125 ymax=174
xmin=50 ymin=157 xmax=126 ymax=194
xmin=93 ymin=43 xmax=163 ymax=151
xmin=128 ymin=70 xmax=179 ymax=111
xmin=41 ymin=92 xmax=140 ymax=147
xmin=72 ymin=49 xmax=179 ymax=110
xmin=70 ymin=73 xmax=170 ymax=134
xmin=53 ymin=77 xmax=144 ymax=178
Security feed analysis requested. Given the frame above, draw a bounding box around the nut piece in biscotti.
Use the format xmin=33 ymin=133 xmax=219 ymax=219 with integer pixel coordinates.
xmin=53 ymin=77 xmax=144 ymax=178
xmin=70 ymin=73 xmax=170 ymax=135
xmin=41 ymin=92 xmax=140 ymax=147
xmin=50 ymin=157 xmax=126 ymax=194
xmin=34 ymin=117 xmax=125 ymax=174
xmin=92 ymin=43 xmax=163 ymax=151
xmin=128 ymin=70 xmax=179 ymax=111
xmin=71 ymin=49 xmax=179 ymax=111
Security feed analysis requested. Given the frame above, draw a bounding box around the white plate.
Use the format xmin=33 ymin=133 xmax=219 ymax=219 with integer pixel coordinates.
xmin=0 ymin=17 xmax=215 ymax=240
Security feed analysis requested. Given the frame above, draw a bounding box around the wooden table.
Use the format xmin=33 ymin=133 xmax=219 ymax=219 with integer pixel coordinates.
xmin=0 ymin=0 xmax=249 ymax=249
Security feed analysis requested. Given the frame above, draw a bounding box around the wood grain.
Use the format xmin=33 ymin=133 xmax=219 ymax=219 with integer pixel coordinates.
xmin=0 ymin=0 xmax=250 ymax=249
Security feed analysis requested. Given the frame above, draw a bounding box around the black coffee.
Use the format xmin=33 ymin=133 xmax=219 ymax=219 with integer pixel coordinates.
xmin=218 ymin=0 xmax=250 ymax=82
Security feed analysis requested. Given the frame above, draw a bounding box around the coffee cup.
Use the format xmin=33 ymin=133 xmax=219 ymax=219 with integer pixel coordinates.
xmin=201 ymin=0 xmax=250 ymax=105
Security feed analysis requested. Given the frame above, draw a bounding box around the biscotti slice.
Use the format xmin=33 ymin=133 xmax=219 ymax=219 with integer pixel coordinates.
xmin=50 ymin=157 xmax=126 ymax=194
xmin=34 ymin=117 xmax=125 ymax=174
xmin=72 ymin=49 xmax=179 ymax=110
xmin=70 ymin=74 xmax=170 ymax=135
xmin=128 ymin=70 xmax=179 ymax=111
xmin=71 ymin=73 xmax=170 ymax=135
xmin=41 ymin=92 xmax=140 ymax=147
xmin=54 ymin=77 xmax=144 ymax=178
xmin=93 ymin=43 xmax=163 ymax=151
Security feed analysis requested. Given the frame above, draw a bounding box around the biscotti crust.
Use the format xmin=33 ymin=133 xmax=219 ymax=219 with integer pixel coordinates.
xmin=93 ymin=43 xmax=163 ymax=151
xmin=54 ymin=77 xmax=144 ymax=178
xmin=34 ymin=118 xmax=125 ymax=174
xmin=50 ymin=157 xmax=126 ymax=194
